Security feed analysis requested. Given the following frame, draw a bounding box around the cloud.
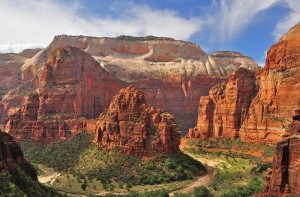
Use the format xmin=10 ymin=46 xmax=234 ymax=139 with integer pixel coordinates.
xmin=0 ymin=41 xmax=43 ymax=53
xmin=273 ymin=0 xmax=300 ymax=40
xmin=211 ymin=0 xmax=279 ymax=43
xmin=0 ymin=0 xmax=202 ymax=53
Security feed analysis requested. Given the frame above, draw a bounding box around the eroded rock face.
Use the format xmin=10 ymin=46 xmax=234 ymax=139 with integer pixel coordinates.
xmin=134 ymin=76 xmax=223 ymax=133
xmin=262 ymin=109 xmax=300 ymax=196
xmin=186 ymin=68 xmax=257 ymax=139
xmin=21 ymin=35 xmax=227 ymax=85
xmin=38 ymin=46 xmax=123 ymax=119
xmin=91 ymin=86 xmax=181 ymax=156
xmin=210 ymin=51 xmax=260 ymax=74
xmin=5 ymin=46 xmax=124 ymax=141
xmin=0 ymin=49 xmax=42 ymax=122
xmin=0 ymin=131 xmax=37 ymax=180
xmin=240 ymin=22 xmax=300 ymax=145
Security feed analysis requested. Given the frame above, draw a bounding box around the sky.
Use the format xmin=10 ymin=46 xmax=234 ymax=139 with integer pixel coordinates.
xmin=0 ymin=0 xmax=299 ymax=66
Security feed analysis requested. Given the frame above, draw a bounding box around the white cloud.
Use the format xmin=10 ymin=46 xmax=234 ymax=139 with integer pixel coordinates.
xmin=213 ymin=0 xmax=280 ymax=43
xmin=0 ymin=41 xmax=43 ymax=53
xmin=0 ymin=0 xmax=202 ymax=53
xmin=273 ymin=0 xmax=300 ymax=40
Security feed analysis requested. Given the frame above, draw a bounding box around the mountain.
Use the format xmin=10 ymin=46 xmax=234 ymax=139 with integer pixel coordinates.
xmin=210 ymin=51 xmax=260 ymax=74
xmin=5 ymin=46 xmax=123 ymax=141
xmin=3 ymin=36 xmax=247 ymax=133
xmin=186 ymin=22 xmax=300 ymax=145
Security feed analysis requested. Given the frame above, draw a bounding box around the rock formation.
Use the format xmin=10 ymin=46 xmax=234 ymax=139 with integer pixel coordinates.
xmin=0 ymin=49 xmax=41 ymax=87
xmin=186 ymin=22 xmax=300 ymax=145
xmin=240 ymin=22 xmax=300 ymax=145
xmin=262 ymin=109 xmax=300 ymax=196
xmin=0 ymin=49 xmax=42 ymax=122
xmin=21 ymin=35 xmax=227 ymax=84
xmin=210 ymin=51 xmax=260 ymax=74
xmin=91 ymin=86 xmax=181 ymax=156
xmin=186 ymin=68 xmax=257 ymax=139
xmin=5 ymin=46 xmax=124 ymax=141
xmin=2 ymin=35 xmax=228 ymax=132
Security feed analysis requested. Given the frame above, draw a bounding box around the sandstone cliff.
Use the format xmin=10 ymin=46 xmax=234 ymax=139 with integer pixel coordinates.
xmin=210 ymin=51 xmax=260 ymax=74
xmin=262 ymin=109 xmax=300 ymax=196
xmin=5 ymin=46 xmax=124 ymax=141
xmin=187 ymin=23 xmax=300 ymax=145
xmin=0 ymin=49 xmax=42 ymax=122
xmin=91 ymin=86 xmax=181 ymax=156
xmin=240 ymin=22 xmax=300 ymax=145
xmin=186 ymin=68 xmax=257 ymax=139
xmin=21 ymin=35 xmax=226 ymax=84
xmin=2 ymin=35 xmax=228 ymax=132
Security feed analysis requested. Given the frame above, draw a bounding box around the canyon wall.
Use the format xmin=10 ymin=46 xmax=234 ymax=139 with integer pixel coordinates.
xmin=187 ymin=22 xmax=300 ymax=145
xmin=240 ymin=22 xmax=300 ymax=145
xmin=1 ymin=35 xmax=260 ymax=138
xmin=186 ymin=68 xmax=257 ymax=139
xmin=5 ymin=46 xmax=124 ymax=141
xmin=262 ymin=109 xmax=300 ymax=196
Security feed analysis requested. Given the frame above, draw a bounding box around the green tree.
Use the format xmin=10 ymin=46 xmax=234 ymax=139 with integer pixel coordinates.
xmin=194 ymin=186 xmax=213 ymax=197
xmin=81 ymin=179 xmax=88 ymax=191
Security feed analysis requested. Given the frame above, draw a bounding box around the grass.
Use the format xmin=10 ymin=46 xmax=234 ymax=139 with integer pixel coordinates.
xmin=20 ymin=133 xmax=206 ymax=196
xmin=0 ymin=167 xmax=64 ymax=197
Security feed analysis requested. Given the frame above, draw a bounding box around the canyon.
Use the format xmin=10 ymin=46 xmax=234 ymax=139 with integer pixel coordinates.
xmin=1 ymin=35 xmax=258 ymax=136
xmin=186 ymin=22 xmax=300 ymax=145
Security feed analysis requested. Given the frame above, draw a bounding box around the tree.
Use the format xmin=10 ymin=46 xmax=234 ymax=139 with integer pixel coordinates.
xmin=81 ymin=179 xmax=88 ymax=191
xmin=194 ymin=186 xmax=213 ymax=197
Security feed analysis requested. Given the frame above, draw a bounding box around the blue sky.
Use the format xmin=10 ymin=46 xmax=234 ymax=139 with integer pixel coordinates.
xmin=0 ymin=0 xmax=299 ymax=66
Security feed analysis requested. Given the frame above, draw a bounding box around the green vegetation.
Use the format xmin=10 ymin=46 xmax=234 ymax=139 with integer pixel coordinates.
xmin=173 ymin=186 xmax=213 ymax=197
xmin=186 ymin=138 xmax=274 ymax=158
xmin=182 ymin=138 xmax=272 ymax=197
xmin=20 ymin=133 xmax=206 ymax=195
xmin=20 ymin=133 xmax=93 ymax=171
xmin=0 ymin=168 xmax=64 ymax=197
xmin=219 ymin=178 xmax=264 ymax=197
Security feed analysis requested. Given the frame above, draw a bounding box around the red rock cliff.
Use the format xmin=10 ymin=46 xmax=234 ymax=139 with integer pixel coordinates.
xmin=91 ymin=86 xmax=181 ymax=156
xmin=262 ymin=109 xmax=300 ymax=196
xmin=5 ymin=46 xmax=124 ymax=141
xmin=186 ymin=68 xmax=257 ymax=139
xmin=240 ymin=22 xmax=300 ymax=145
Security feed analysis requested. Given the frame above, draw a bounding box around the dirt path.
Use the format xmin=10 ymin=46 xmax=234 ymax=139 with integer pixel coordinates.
xmin=169 ymin=166 xmax=216 ymax=196
xmin=38 ymin=172 xmax=61 ymax=185
xmin=169 ymin=154 xmax=220 ymax=196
